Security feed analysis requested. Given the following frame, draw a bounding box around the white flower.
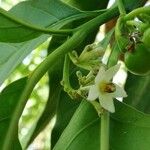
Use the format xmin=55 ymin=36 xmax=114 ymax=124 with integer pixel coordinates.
xmin=87 ymin=64 xmax=127 ymax=113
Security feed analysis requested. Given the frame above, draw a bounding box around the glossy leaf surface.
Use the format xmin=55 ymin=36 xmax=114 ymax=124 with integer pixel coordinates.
xmin=53 ymin=100 xmax=150 ymax=150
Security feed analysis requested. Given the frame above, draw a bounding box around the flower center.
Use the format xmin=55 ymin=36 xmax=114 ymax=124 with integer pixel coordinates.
xmin=99 ymin=81 xmax=116 ymax=93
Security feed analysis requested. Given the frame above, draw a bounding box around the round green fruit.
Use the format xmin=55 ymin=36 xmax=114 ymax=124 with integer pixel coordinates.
xmin=143 ymin=28 xmax=150 ymax=48
xmin=124 ymin=43 xmax=150 ymax=75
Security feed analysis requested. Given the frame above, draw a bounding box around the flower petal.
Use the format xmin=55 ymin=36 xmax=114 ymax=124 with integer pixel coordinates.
xmin=99 ymin=95 xmax=115 ymax=113
xmin=87 ymin=85 xmax=99 ymax=101
xmin=104 ymin=64 xmax=121 ymax=81
xmin=112 ymin=84 xmax=127 ymax=98
xmin=95 ymin=66 xmax=106 ymax=83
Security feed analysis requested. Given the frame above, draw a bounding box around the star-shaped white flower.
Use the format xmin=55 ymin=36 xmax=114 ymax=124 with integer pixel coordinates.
xmin=87 ymin=64 xmax=127 ymax=113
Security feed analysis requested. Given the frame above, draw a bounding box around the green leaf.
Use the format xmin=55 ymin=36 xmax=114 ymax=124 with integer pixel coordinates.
xmin=63 ymin=0 xmax=109 ymax=10
xmin=110 ymin=100 xmax=150 ymax=150
xmin=53 ymin=100 xmax=150 ymax=150
xmin=124 ymin=73 xmax=150 ymax=113
xmin=52 ymin=101 xmax=99 ymax=150
xmin=51 ymin=92 xmax=80 ymax=148
xmin=0 ymin=0 xmax=104 ymax=43
xmin=0 ymin=77 xmax=27 ymax=149
xmin=0 ymin=35 xmax=48 ymax=85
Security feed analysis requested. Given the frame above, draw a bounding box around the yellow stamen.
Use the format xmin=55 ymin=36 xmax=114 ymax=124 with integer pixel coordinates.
xmin=99 ymin=81 xmax=116 ymax=93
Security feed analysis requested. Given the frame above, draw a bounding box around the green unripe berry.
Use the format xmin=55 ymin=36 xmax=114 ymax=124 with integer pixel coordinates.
xmin=124 ymin=43 xmax=150 ymax=75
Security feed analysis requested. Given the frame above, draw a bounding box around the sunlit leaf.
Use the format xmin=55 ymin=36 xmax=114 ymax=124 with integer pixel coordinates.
xmin=0 ymin=35 xmax=48 ymax=85
xmin=0 ymin=0 xmax=105 ymax=43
